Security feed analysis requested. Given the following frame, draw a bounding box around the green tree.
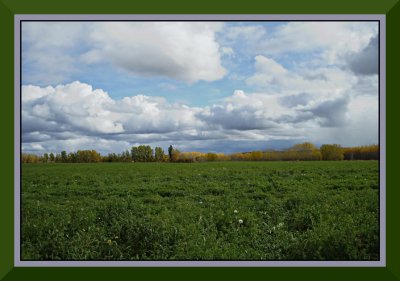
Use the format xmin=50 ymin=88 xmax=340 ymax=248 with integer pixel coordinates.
xmin=68 ymin=152 xmax=77 ymax=163
xmin=43 ymin=153 xmax=49 ymax=163
xmin=55 ymin=153 xmax=62 ymax=163
xmin=131 ymin=145 xmax=154 ymax=162
xmin=131 ymin=147 xmax=139 ymax=162
xmin=154 ymin=147 xmax=165 ymax=162
xmin=141 ymin=145 xmax=153 ymax=162
xmin=125 ymin=150 xmax=131 ymax=162
xmin=61 ymin=150 xmax=67 ymax=163
xmin=106 ymin=153 xmax=118 ymax=162
xmin=119 ymin=150 xmax=131 ymax=162
xmin=49 ymin=153 xmax=55 ymax=162
xmin=320 ymin=144 xmax=344 ymax=161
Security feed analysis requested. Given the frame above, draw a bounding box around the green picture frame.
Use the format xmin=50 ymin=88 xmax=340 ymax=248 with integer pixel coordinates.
xmin=1 ymin=0 xmax=399 ymax=280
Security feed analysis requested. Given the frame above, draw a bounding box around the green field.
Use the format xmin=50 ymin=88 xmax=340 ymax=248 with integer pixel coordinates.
xmin=21 ymin=161 xmax=379 ymax=261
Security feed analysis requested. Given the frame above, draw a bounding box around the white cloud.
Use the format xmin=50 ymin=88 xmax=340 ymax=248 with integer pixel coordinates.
xmin=22 ymin=22 xmax=85 ymax=49
xmin=198 ymin=90 xmax=285 ymax=130
xmin=257 ymin=22 xmax=378 ymax=64
xmin=22 ymin=143 xmax=45 ymax=152
xmin=246 ymin=55 xmax=357 ymax=97
xmin=21 ymin=84 xmax=54 ymax=102
xmin=114 ymin=95 xmax=204 ymax=134
xmin=20 ymin=82 xmax=296 ymax=153
xmin=23 ymin=22 xmax=227 ymax=84
xmin=218 ymin=22 xmax=378 ymax=69
xmin=22 ymin=22 xmax=88 ymax=84
xmin=85 ymin=22 xmax=227 ymax=83
xmin=22 ymin=80 xmax=378 ymax=154
xmin=22 ymin=81 xmax=206 ymax=136
xmin=23 ymin=82 xmax=117 ymax=134
xmin=246 ymin=55 xmax=288 ymax=86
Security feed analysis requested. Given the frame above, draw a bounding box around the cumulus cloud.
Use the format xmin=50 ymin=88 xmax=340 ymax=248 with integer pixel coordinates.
xmin=18 ymin=83 xmax=294 ymax=153
xmin=23 ymin=82 xmax=123 ymax=134
xmin=114 ymin=96 xmax=204 ymax=134
xmin=87 ymin=22 xmax=227 ymax=83
xmin=254 ymin=22 xmax=378 ymax=64
xmin=219 ymin=22 xmax=378 ymax=84
xmin=21 ymin=81 xmax=376 ymax=154
xmin=23 ymin=22 xmax=227 ymax=84
xmin=246 ymin=55 xmax=288 ymax=86
xmin=22 ymin=81 xmax=206 ymax=137
xmin=246 ymin=55 xmax=357 ymax=97
xmin=199 ymin=95 xmax=279 ymax=130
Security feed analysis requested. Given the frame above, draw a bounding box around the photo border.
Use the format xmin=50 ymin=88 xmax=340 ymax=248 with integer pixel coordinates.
xmin=14 ymin=13 xmax=385 ymax=268
xmin=1 ymin=0 xmax=399 ymax=280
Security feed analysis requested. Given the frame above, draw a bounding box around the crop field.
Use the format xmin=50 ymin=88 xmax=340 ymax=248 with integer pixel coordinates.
xmin=21 ymin=161 xmax=379 ymax=261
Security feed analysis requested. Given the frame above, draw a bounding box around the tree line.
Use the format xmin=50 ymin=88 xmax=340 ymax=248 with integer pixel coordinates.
xmin=21 ymin=143 xmax=379 ymax=164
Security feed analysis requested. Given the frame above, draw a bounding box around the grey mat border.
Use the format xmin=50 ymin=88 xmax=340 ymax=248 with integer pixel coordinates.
xmin=14 ymin=14 xmax=386 ymax=267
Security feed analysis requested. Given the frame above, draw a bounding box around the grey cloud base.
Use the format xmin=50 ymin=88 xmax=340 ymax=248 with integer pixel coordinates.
xmin=348 ymin=35 xmax=379 ymax=76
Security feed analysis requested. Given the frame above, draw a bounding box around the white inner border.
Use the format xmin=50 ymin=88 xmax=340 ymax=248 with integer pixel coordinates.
xmin=14 ymin=14 xmax=386 ymax=267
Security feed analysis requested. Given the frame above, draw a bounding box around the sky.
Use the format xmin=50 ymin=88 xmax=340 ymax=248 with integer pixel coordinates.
xmin=21 ymin=21 xmax=379 ymax=155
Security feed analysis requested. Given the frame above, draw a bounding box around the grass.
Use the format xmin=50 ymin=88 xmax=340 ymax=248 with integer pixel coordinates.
xmin=21 ymin=161 xmax=379 ymax=261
